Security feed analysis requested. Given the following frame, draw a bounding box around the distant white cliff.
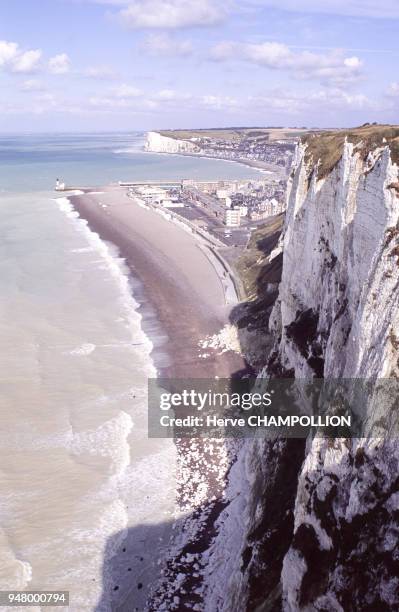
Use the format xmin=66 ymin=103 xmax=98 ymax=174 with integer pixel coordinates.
xmin=145 ymin=131 xmax=201 ymax=154
xmin=202 ymin=133 xmax=399 ymax=611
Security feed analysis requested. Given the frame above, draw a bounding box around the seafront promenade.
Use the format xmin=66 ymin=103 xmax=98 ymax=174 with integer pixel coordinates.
xmin=124 ymin=189 xmax=244 ymax=303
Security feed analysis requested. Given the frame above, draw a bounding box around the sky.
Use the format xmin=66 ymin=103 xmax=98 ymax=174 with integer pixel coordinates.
xmin=0 ymin=0 xmax=398 ymax=131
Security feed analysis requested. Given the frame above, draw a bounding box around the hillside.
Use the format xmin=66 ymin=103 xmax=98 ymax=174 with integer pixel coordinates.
xmin=302 ymin=123 xmax=399 ymax=178
xmin=231 ymin=213 xmax=284 ymax=369
xmin=159 ymin=127 xmax=314 ymax=143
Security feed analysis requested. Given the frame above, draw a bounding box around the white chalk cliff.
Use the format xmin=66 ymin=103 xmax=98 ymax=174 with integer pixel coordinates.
xmin=269 ymin=139 xmax=399 ymax=381
xmin=145 ymin=131 xmax=201 ymax=154
xmin=202 ymin=133 xmax=399 ymax=611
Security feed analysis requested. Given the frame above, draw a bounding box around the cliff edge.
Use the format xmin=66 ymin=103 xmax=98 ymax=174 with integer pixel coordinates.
xmin=202 ymin=125 xmax=399 ymax=612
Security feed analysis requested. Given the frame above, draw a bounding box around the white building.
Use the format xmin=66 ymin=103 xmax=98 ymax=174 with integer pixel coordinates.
xmin=137 ymin=186 xmax=185 ymax=208
xmin=55 ymin=178 xmax=65 ymax=191
xmin=225 ymin=207 xmax=241 ymax=227
xmin=216 ymin=189 xmax=229 ymax=200
xmin=138 ymin=186 xmax=167 ymax=203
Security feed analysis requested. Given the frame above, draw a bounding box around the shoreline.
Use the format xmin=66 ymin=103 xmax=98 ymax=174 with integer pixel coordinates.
xmin=69 ymin=186 xmax=247 ymax=380
xmin=142 ymin=147 xmax=283 ymax=176
xmin=55 ymin=192 xmax=177 ymax=612
xmin=65 ymin=185 xmax=251 ymax=610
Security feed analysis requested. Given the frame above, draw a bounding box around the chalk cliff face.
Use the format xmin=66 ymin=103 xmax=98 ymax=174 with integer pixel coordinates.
xmin=145 ymin=131 xmax=201 ymax=154
xmin=202 ymin=131 xmax=399 ymax=611
xmin=268 ymin=139 xmax=399 ymax=381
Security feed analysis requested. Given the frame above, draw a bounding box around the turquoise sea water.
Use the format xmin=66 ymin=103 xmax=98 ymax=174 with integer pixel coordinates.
xmin=0 ymin=132 xmax=261 ymax=192
xmin=0 ymin=133 xmax=260 ymax=610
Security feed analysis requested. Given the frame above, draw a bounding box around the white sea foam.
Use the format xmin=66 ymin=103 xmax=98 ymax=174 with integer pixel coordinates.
xmin=0 ymin=527 xmax=33 ymax=589
xmin=0 ymin=194 xmax=158 ymax=608
xmin=0 ymin=135 xmax=261 ymax=610
xmin=0 ymin=188 xmax=175 ymax=610
xmin=113 ymin=147 xmax=137 ymax=154
xmin=70 ymin=246 xmax=96 ymax=253
xmin=69 ymin=342 xmax=97 ymax=356
xmin=55 ymin=195 xmax=156 ymax=370
xmin=0 ymin=406 xmax=133 ymax=470
xmin=71 ymin=409 xmax=134 ymax=476
xmin=55 ymin=195 xmax=79 ymax=218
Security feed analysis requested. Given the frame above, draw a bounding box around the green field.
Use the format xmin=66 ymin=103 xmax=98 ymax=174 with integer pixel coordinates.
xmin=159 ymin=127 xmax=313 ymax=142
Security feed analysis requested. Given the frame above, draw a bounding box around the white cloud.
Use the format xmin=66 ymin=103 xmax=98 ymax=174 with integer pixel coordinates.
xmin=200 ymin=95 xmax=239 ymax=110
xmin=88 ymin=94 xmax=157 ymax=111
xmin=36 ymin=92 xmax=57 ymax=105
xmin=344 ymin=57 xmax=362 ymax=68
xmin=143 ymin=33 xmax=192 ymax=56
xmin=115 ymin=0 xmax=226 ymax=29
xmin=155 ymin=89 xmax=192 ymax=101
xmin=156 ymin=89 xmax=180 ymax=100
xmin=82 ymin=65 xmax=119 ymax=79
xmin=30 ymin=92 xmax=58 ymax=114
xmin=210 ymin=41 xmax=363 ymax=85
xmin=88 ymin=83 xmax=143 ymax=109
xmin=248 ymin=87 xmax=372 ymax=114
xmin=245 ymin=0 xmax=399 ymax=19
xmin=48 ymin=53 xmax=71 ymax=74
xmin=86 ymin=80 xmax=374 ymax=117
xmin=86 ymin=0 xmax=399 ymax=21
xmin=0 ymin=40 xmax=18 ymax=66
xmin=12 ymin=49 xmax=42 ymax=73
xmin=387 ymin=82 xmax=399 ymax=97
xmin=19 ymin=79 xmax=45 ymax=92
xmin=3 ymin=77 xmax=379 ymax=121
xmin=0 ymin=40 xmax=42 ymax=73
xmin=112 ymin=83 xmax=142 ymax=97
xmin=303 ymin=88 xmax=370 ymax=109
xmin=153 ymin=86 xmax=373 ymax=115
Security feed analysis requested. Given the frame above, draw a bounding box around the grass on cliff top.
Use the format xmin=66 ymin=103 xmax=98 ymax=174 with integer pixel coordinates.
xmin=302 ymin=124 xmax=399 ymax=178
xmin=159 ymin=128 xmax=245 ymax=141
xmin=159 ymin=127 xmax=312 ymax=142
xmin=235 ymin=214 xmax=284 ymax=299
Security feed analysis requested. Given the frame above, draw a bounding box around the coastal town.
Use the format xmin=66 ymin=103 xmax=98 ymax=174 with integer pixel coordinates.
xmin=118 ymin=128 xmax=297 ymax=250
xmin=126 ymin=177 xmax=286 ymax=248
xmin=56 ymin=128 xmax=298 ymax=249
xmin=147 ymin=127 xmax=299 ymax=174
xmin=184 ymin=132 xmax=295 ymax=172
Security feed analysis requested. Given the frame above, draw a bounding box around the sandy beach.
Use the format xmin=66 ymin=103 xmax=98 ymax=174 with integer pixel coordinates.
xmin=68 ymin=186 xmax=250 ymax=610
xmin=70 ymin=187 xmax=247 ymax=379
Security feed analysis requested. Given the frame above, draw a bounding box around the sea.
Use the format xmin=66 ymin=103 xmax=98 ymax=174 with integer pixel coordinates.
xmin=0 ymin=133 xmax=262 ymax=611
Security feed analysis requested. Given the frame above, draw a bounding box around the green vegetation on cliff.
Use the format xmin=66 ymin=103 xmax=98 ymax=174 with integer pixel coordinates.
xmin=159 ymin=127 xmax=311 ymax=143
xmin=235 ymin=215 xmax=284 ymax=300
xmin=302 ymin=124 xmax=399 ymax=179
xmin=230 ymin=214 xmax=284 ymax=369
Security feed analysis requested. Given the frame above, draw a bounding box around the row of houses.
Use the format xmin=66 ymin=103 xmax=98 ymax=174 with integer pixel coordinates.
xmin=129 ymin=179 xmax=285 ymax=228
